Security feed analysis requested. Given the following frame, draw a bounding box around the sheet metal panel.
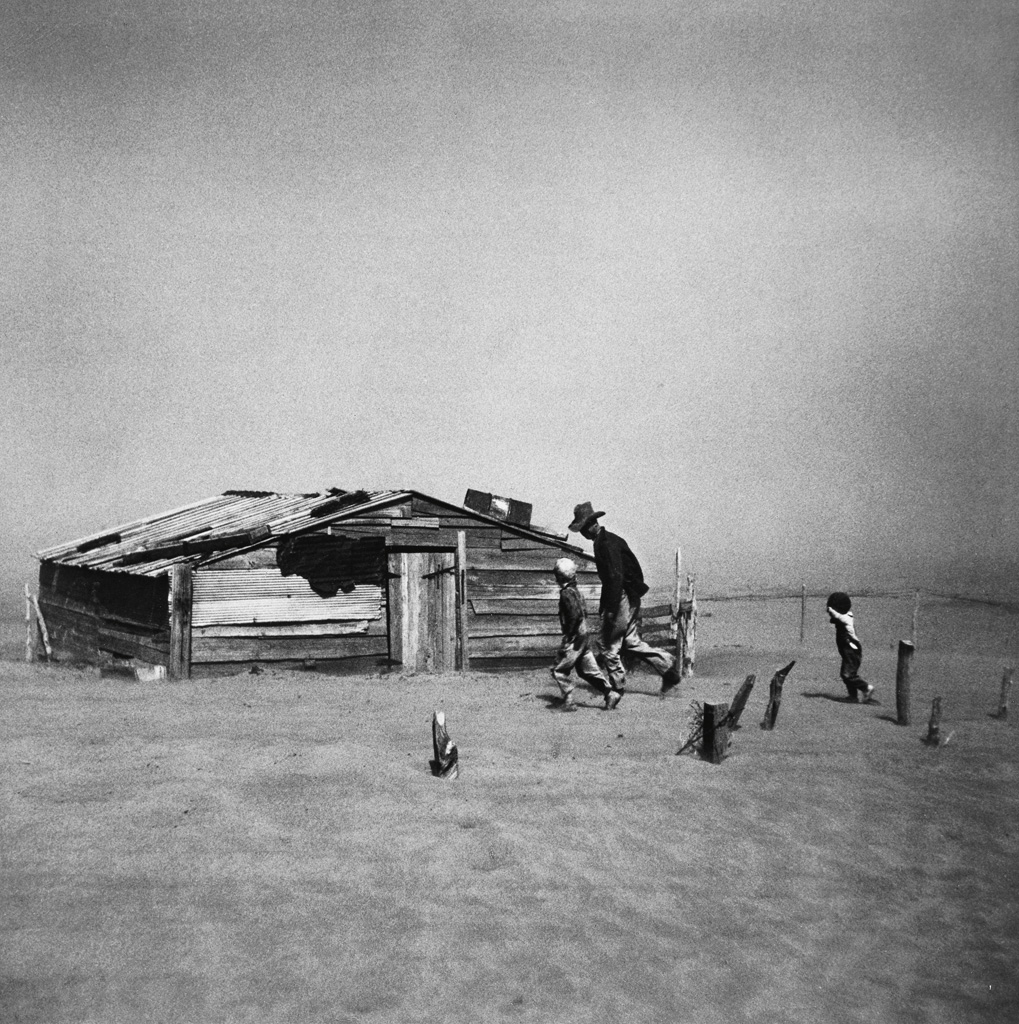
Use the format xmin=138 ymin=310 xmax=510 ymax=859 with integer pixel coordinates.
xmin=192 ymin=569 xmax=383 ymax=626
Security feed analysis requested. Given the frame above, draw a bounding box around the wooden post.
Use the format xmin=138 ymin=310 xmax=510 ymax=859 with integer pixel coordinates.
xmin=431 ymin=710 xmax=459 ymax=778
xmin=761 ymin=660 xmax=796 ymax=731
xmin=31 ymin=595 xmax=52 ymax=660
xmin=895 ymin=640 xmax=914 ymax=726
xmin=24 ymin=584 xmax=34 ymax=663
xmin=925 ymin=696 xmax=943 ymax=745
xmin=701 ymin=701 xmax=729 ymax=764
xmin=994 ymin=667 xmax=1013 ymax=720
xmin=168 ymin=563 xmax=193 ymax=680
xmin=454 ymin=531 xmax=469 ymax=671
xmin=727 ymin=674 xmax=756 ymax=730
xmin=684 ymin=574 xmax=697 ymax=677
xmin=799 ymin=583 xmax=806 ymax=644
xmin=911 ymin=590 xmax=920 ymax=648
xmin=673 ymin=548 xmax=684 ymax=673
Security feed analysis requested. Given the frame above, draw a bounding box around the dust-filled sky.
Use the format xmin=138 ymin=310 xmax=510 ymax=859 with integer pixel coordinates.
xmin=3 ymin=0 xmax=1017 ymax=608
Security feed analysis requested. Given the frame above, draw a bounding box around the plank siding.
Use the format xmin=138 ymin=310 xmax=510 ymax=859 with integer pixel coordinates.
xmin=191 ymin=634 xmax=389 ymax=663
xmin=193 ymin=621 xmax=380 ymax=639
xmin=469 ymin=635 xmax=559 ymax=657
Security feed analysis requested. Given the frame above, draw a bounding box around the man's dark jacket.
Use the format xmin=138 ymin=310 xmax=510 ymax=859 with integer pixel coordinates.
xmin=592 ymin=529 xmax=650 ymax=614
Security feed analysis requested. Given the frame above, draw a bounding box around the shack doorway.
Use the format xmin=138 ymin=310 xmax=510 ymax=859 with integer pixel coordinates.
xmin=387 ymin=550 xmax=458 ymax=671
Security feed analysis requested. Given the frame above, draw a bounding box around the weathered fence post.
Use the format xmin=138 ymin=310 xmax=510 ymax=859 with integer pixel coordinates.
xmin=673 ymin=548 xmax=684 ymax=676
xmin=925 ymin=696 xmax=943 ymax=745
xmin=684 ymin=574 xmax=697 ymax=677
xmin=761 ymin=660 xmax=796 ymax=730
xmin=702 ymin=701 xmax=729 ymax=764
xmin=799 ymin=583 xmax=806 ymax=644
xmin=31 ymin=595 xmax=52 ymax=661
xmin=431 ymin=710 xmax=459 ymax=778
xmin=727 ymin=674 xmax=756 ymax=730
xmin=169 ymin=563 xmax=193 ymax=680
xmin=994 ymin=667 xmax=1013 ymax=720
xmin=24 ymin=584 xmax=34 ymax=663
xmin=896 ymin=640 xmax=914 ymax=726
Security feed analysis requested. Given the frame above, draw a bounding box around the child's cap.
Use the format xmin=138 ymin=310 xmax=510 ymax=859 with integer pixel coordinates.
xmin=554 ymin=557 xmax=578 ymax=580
xmin=827 ymin=591 xmax=852 ymax=614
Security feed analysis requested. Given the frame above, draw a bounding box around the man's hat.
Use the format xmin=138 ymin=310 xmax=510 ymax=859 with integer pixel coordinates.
xmin=568 ymin=501 xmax=605 ymax=532
xmin=827 ymin=592 xmax=852 ymax=614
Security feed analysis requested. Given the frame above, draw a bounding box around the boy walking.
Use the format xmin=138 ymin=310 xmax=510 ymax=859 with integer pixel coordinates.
xmin=826 ymin=591 xmax=875 ymax=703
xmin=551 ymin=557 xmax=620 ymax=710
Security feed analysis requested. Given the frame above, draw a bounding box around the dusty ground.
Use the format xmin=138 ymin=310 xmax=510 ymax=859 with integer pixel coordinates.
xmin=2 ymin=597 xmax=1017 ymax=1023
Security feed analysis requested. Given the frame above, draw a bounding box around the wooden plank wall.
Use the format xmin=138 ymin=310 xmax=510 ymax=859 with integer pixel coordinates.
xmin=36 ymin=561 xmax=170 ymax=664
xmin=190 ymin=561 xmax=387 ymax=666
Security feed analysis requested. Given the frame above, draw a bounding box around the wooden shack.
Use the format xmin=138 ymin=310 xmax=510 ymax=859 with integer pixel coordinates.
xmin=33 ymin=488 xmax=602 ymax=677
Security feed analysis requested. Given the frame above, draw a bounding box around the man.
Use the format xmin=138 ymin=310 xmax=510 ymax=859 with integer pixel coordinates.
xmin=550 ymin=557 xmax=619 ymax=711
xmin=568 ymin=501 xmax=681 ymax=700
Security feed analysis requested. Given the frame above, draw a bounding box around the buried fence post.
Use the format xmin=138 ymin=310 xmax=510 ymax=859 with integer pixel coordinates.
xmin=430 ymin=711 xmax=459 ymax=779
xmin=760 ymin=660 xmax=796 ymax=731
xmin=993 ymin=667 xmax=1013 ymax=720
xmin=925 ymin=696 xmax=943 ymax=746
xmin=896 ymin=641 xmax=914 ymax=726
xmin=701 ymin=701 xmax=729 ymax=764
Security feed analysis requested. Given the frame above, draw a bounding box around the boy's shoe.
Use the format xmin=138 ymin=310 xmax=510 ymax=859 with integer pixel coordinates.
xmin=604 ymin=689 xmax=623 ymax=710
xmin=660 ymin=665 xmax=681 ymax=694
xmin=861 ymin=685 xmax=875 ymax=703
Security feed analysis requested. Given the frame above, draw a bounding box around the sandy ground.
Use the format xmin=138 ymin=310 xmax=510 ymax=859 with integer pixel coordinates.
xmin=2 ymin=598 xmax=1017 ymax=1023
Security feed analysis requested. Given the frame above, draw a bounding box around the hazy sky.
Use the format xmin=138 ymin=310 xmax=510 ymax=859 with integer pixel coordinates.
xmin=3 ymin=0 xmax=1017 ymax=608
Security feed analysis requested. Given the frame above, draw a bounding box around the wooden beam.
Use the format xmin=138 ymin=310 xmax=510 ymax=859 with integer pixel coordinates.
xmin=896 ymin=640 xmax=914 ymax=726
xmin=701 ymin=701 xmax=729 ymax=764
xmin=168 ymin=563 xmax=193 ymax=680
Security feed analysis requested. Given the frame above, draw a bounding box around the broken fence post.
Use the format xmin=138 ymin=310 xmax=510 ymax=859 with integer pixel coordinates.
xmin=760 ymin=661 xmax=796 ymax=731
xmin=431 ymin=711 xmax=459 ymax=779
xmin=702 ymin=701 xmax=729 ymax=764
xmin=925 ymin=696 xmax=943 ymax=746
xmin=896 ymin=640 xmax=914 ymax=726
xmin=727 ymin=674 xmax=756 ymax=730
xmin=994 ymin=667 xmax=1013 ymax=720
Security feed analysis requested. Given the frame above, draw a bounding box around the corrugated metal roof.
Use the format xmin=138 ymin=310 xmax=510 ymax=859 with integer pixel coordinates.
xmin=37 ymin=490 xmax=406 ymax=576
xmin=36 ymin=488 xmax=583 ymax=576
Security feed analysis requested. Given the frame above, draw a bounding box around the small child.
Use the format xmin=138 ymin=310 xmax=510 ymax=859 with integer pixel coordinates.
xmin=551 ymin=557 xmax=619 ymax=710
xmin=826 ymin=591 xmax=875 ymax=703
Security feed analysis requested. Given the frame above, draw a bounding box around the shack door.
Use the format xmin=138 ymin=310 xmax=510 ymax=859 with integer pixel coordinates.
xmin=388 ymin=551 xmax=457 ymax=671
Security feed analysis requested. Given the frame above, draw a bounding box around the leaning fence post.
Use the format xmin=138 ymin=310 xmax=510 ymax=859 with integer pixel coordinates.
xmin=896 ymin=640 xmax=914 ymax=726
xmin=684 ymin=574 xmax=697 ymax=677
xmin=994 ymin=667 xmax=1013 ymax=720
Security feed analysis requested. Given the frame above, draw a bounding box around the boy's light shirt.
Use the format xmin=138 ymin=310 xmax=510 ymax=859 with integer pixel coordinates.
xmin=827 ymin=607 xmax=861 ymax=648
